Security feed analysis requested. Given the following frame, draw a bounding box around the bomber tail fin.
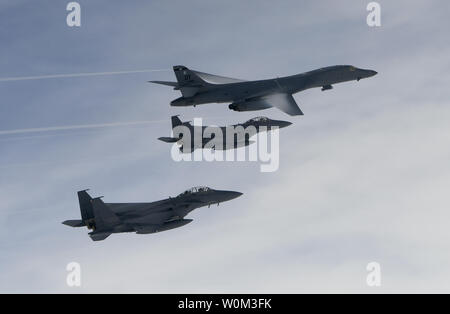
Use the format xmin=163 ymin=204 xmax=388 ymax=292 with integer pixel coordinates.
xmin=173 ymin=65 xmax=245 ymax=86
xmin=172 ymin=65 xmax=211 ymax=97
xmin=173 ymin=65 xmax=209 ymax=87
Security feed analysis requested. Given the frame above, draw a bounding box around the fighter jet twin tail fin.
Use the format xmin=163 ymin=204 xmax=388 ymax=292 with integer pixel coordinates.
xmin=62 ymin=191 xmax=120 ymax=241
xmin=88 ymin=198 xmax=121 ymax=241
xmin=157 ymin=115 xmax=184 ymax=143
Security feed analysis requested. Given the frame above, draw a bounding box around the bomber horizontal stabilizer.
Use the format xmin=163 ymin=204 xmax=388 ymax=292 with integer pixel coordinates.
xmin=148 ymin=80 xmax=179 ymax=88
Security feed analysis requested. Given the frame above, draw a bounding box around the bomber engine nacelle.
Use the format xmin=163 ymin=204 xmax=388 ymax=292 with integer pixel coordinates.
xmin=228 ymin=99 xmax=272 ymax=112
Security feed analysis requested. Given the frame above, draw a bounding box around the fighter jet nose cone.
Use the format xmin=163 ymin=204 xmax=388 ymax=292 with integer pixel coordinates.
xmin=230 ymin=191 xmax=243 ymax=199
xmin=281 ymin=121 xmax=293 ymax=128
xmin=213 ymin=190 xmax=243 ymax=204
xmin=368 ymin=70 xmax=378 ymax=77
xmin=224 ymin=191 xmax=243 ymax=201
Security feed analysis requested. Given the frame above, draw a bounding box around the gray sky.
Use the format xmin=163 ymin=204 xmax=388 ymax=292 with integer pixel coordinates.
xmin=1 ymin=0 xmax=450 ymax=293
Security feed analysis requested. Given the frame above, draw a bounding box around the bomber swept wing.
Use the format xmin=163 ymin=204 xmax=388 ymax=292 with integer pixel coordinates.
xmin=150 ymin=66 xmax=244 ymax=87
xmin=191 ymin=70 xmax=246 ymax=84
xmin=244 ymin=93 xmax=304 ymax=116
xmin=265 ymin=93 xmax=304 ymax=116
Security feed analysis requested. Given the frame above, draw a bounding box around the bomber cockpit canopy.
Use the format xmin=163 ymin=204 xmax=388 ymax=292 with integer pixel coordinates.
xmin=178 ymin=186 xmax=211 ymax=197
xmin=246 ymin=116 xmax=269 ymax=123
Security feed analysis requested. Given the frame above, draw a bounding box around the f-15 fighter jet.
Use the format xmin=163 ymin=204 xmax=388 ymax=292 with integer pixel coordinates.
xmin=62 ymin=187 xmax=242 ymax=241
xmin=158 ymin=115 xmax=291 ymax=153
xmin=150 ymin=65 xmax=377 ymax=116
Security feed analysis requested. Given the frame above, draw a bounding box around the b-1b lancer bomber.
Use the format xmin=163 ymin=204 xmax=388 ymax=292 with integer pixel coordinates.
xmin=150 ymin=65 xmax=377 ymax=116
xmin=158 ymin=115 xmax=292 ymax=153
xmin=62 ymin=187 xmax=242 ymax=241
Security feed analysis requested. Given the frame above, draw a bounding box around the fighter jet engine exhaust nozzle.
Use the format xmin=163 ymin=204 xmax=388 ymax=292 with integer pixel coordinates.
xmin=86 ymin=219 xmax=96 ymax=231
xmin=228 ymin=103 xmax=240 ymax=111
xmin=321 ymin=84 xmax=333 ymax=91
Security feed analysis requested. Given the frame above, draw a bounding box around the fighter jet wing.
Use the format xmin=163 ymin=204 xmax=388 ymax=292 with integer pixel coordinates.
xmin=264 ymin=93 xmax=304 ymax=116
xmin=165 ymin=197 xmax=204 ymax=213
xmin=174 ymin=199 xmax=203 ymax=206
xmin=107 ymin=197 xmax=203 ymax=228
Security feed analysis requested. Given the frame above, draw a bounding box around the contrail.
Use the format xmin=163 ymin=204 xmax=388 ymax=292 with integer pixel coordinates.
xmin=0 ymin=120 xmax=166 ymax=136
xmin=0 ymin=115 xmax=231 ymax=137
xmin=0 ymin=69 xmax=170 ymax=82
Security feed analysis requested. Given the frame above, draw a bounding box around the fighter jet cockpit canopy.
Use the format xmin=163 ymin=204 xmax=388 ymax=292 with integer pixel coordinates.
xmin=178 ymin=186 xmax=211 ymax=197
xmin=246 ymin=116 xmax=269 ymax=123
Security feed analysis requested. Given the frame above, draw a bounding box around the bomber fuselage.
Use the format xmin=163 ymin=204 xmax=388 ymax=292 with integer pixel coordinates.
xmin=171 ymin=65 xmax=377 ymax=107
